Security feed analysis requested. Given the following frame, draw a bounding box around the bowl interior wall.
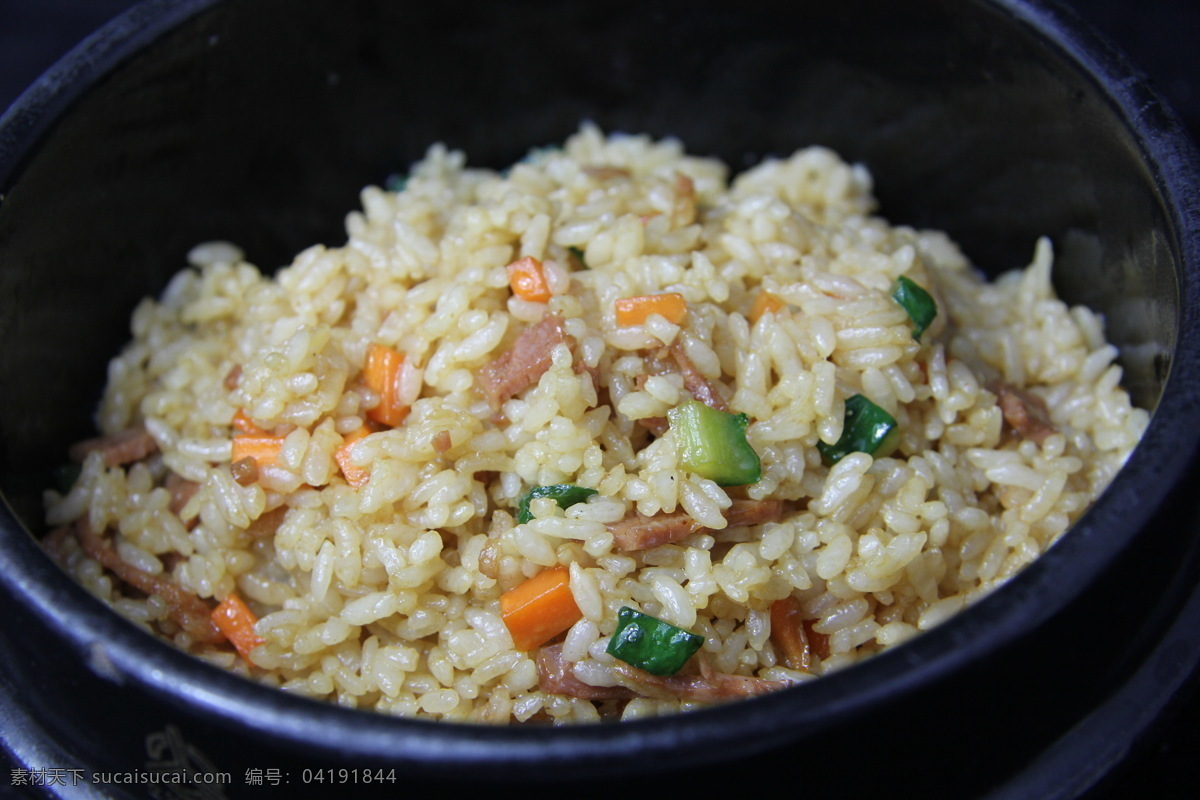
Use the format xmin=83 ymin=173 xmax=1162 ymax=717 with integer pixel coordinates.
xmin=0 ymin=1 xmax=1178 ymax=521
xmin=0 ymin=0 xmax=1187 ymax=771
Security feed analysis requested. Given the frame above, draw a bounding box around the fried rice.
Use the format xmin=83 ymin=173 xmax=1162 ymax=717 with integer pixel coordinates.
xmin=43 ymin=125 xmax=1148 ymax=723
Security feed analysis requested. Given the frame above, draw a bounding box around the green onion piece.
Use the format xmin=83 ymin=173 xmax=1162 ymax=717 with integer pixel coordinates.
xmin=892 ymin=275 xmax=937 ymax=341
xmin=817 ymin=394 xmax=900 ymax=465
xmin=606 ymin=607 xmax=704 ymax=676
xmin=51 ymin=463 xmax=82 ymax=494
xmin=384 ymin=174 xmax=408 ymax=193
xmin=567 ymin=246 xmax=588 ymax=268
xmin=667 ymin=399 xmax=761 ymax=486
xmin=516 ymin=484 xmax=599 ymax=524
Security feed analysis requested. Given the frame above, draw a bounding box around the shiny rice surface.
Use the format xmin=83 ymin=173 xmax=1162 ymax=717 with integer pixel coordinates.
xmin=44 ymin=126 xmax=1147 ymax=722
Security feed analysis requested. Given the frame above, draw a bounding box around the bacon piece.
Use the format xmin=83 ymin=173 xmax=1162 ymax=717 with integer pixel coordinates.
xmin=230 ymin=457 xmax=259 ymax=487
xmin=41 ymin=525 xmax=72 ymax=566
xmin=573 ymin=356 xmax=601 ymax=392
xmin=582 ymin=166 xmax=631 ymax=180
xmin=633 ymin=343 xmax=726 ymax=437
xmin=478 ymin=541 xmax=501 ymax=580
xmin=164 ymin=472 xmax=201 ymax=530
xmin=672 ymin=172 xmax=696 ymax=227
xmin=638 ymin=416 xmax=669 ymax=437
xmin=246 ymin=504 xmax=288 ymax=539
xmin=632 ymin=350 xmax=672 ymax=436
xmin=69 ymin=425 xmax=158 ymax=467
xmin=536 ymin=645 xmax=636 ymax=701
xmin=477 ymin=314 xmax=571 ymax=409
xmin=478 ymin=510 xmax=511 ymax=580
xmin=74 ymin=519 xmax=221 ymax=643
xmin=803 ymin=618 xmax=831 ymax=661
xmin=609 ymin=510 xmax=701 ymax=552
xmin=610 ymin=656 xmax=790 ymax=702
xmin=668 ymin=341 xmax=727 ymax=412
xmin=165 ymin=472 xmax=199 ymax=516
xmin=608 ymin=499 xmax=785 ymax=552
xmin=768 ymin=597 xmax=831 ymax=670
xmin=770 ymin=596 xmax=815 ymax=671
xmin=223 ymin=364 xmax=243 ymax=390
xmin=992 ymin=382 xmax=1057 ymax=445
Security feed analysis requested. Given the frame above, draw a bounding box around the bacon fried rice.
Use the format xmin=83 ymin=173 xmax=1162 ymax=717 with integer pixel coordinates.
xmin=43 ymin=126 xmax=1148 ymax=723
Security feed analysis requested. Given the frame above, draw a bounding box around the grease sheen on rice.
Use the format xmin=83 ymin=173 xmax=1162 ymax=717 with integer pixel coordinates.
xmin=43 ymin=126 xmax=1147 ymax=723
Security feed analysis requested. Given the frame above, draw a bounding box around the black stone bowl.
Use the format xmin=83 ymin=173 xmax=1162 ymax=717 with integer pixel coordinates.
xmin=2 ymin=1 xmax=1198 ymax=797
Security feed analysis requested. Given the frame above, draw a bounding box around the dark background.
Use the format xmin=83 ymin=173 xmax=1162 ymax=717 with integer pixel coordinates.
xmin=1 ymin=1 xmax=1196 ymax=797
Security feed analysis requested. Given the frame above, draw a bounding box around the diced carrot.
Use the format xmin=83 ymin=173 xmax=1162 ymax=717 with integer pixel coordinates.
xmin=363 ymin=343 xmax=409 ymax=428
xmin=231 ymin=409 xmax=268 ymax=436
xmin=506 ymin=256 xmax=552 ymax=303
xmin=230 ymin=435 xmax=285 ymax=470
xmin=614 ymin=292 xmax=687 ymax=327
xmin=335 ymin=425 xmax=372 ymax=488
xmin=211 ymin=593 xmax=264 ymax=662
xmin=769 ymin=596 xmax=813 ymax=671
xmin=749 ymin=291 xmax=785 ymax=323
xmin=500 ymin=565 xmax=582 ymax=651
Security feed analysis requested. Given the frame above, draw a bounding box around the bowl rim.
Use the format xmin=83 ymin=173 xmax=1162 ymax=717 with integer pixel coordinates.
xmin=1 ymin=0 xmax=1199 ymax=780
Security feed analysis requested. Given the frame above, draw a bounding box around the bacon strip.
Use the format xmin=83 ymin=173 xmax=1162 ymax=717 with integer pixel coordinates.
xmin=804 ymin=618 xmax=832 ymax=661
xmin=582 ymin=166 xmax=631 ymax=180
xmin=165 ymin=472 xmax=200 ymax=518
xmin=608 ymin=499 xmax=785 ymax=552
xmin=74 ymin=519 xmax=221 ymax=643
xmin=770 ymin=596 xmax=814 ymax=671
xmin=668 ymin=341 xmax=727 ymax=412
xmin=609 ymin=510 xmax=700 ymax=552
xmin=610 ymin=657 xmax=790 ymax=702
xmin=992 ymin=382 xmax=1057 ymax=445
xmin=672 ymin=173 xmax=696 ymax=227
xmin=539 ymin=645 xmax=790 ymax=703
xmin=635 ymin=342 xmax=727 ymax=436
xmin=638 ymin=417 xmax=670 ymax=437
xmin=477 ymin=314 xmax=571 ymax=409
xmin=246 ymin=504 xmax=288 ymax=539
xmin=69 ymin=425 xmax=158 ymax=467
xmin=230 ymin=457 xmax=260 ymax=486
xmin=164 ymin=472 xmax=201 ymax=530
xmin=42 ymin=525 xmax=72 ymax=565
xmin=769 ymin=596 xmax=832 ymax=670
xmin=536 ymin=645 xmax=636 ymax=701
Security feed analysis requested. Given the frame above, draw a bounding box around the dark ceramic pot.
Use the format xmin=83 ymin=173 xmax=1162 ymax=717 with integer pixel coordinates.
xmin=2 ymin=1 xmax=1198 ymax=797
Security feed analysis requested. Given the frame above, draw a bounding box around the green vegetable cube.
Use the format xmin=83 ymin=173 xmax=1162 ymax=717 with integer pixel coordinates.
xmin=606 ymin=607 xmax=704 ymax=676
xmin=892 ymin=275 xmax=937 ymax=341
xmin=516 ymin=484 xmax=599 ymax=524
xmin=668 ymin=400 xmax=761 ymax=486
xmin=817 ymin=394 xmax=900 ymax=465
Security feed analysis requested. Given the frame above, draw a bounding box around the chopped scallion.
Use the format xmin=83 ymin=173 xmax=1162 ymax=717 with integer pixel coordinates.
xmin=385 ymin=174 xmax=408 ymax=193
xmin=892 ymin=275 xmax=937 ymax=341
xmin=516 ymin=484 xmax=598 ymax=524
xmin=606 ymin=607 xmax=704 ymax=676
xmin=51 ymin=463 xmax=82 ymax=494
xmin=817 ymin=394 xmax=900 ymax=465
